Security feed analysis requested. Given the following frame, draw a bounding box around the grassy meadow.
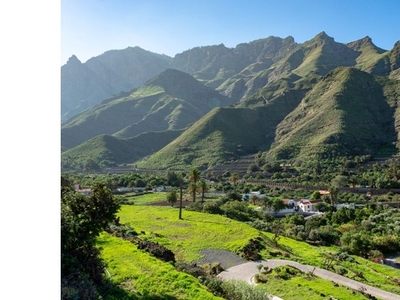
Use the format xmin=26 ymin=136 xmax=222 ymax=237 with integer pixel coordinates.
xmin=97 ymin=196 xmax=400 ymax=299
xmin=98 ymin=233 xmax=223 ymax=300
xmin=116 ymin=205 xmax=259 ymax=262
xmin=121 ymin=192 xmax=168 ymax=206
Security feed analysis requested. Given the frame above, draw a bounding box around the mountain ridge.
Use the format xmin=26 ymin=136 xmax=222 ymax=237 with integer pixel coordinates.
xmin=61 ymin=32 xmax=400 ymax=172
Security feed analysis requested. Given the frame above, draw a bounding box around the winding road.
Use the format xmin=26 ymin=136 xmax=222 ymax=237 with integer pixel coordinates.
xmin=217 ymin=259 xmax=400 ymax=300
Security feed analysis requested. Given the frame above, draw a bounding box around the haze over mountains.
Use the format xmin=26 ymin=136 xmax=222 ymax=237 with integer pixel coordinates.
xmin=61 ymin=32 xmax=400 ymax=171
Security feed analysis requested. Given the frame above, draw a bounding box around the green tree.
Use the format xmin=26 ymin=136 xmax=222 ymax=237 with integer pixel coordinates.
xmin=189 ymin=168 xmax=201 ymax=202
xmin=310 ymin=191 xmax=321 ymax=200
xmin=167 ymin=189 xmax=178 ymax=207
xmin=271 ymin=220 xmax=284 ymax=243
xmin=271 ymin=197 xmax=285 ymax=212
xmin=328 ymin=186 xmax=339 ymax=206
xmin=250 ymin=194 xmax=259 ymax=205
xmin=61 ymin=176 xmax=121 ymax=299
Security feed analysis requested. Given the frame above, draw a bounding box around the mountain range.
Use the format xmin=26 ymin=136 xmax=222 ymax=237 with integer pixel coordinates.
xmin=61 ymin=32 xmax=400 ymax=172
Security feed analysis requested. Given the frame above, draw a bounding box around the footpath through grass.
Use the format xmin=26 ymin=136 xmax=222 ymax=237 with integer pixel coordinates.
xmin=98 ymin=204 xmax=400 ymax=299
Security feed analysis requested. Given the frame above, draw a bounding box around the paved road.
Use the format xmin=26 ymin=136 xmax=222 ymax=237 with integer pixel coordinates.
xmin=217 ymin=259 xmax=400 ymax=300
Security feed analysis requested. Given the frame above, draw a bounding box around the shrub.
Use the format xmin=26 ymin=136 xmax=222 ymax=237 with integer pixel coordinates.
xmin=254 ymin=273 xmax=268 ymax=283
xmin=202 ymin=200 xmax=223 ymax=214
xmin=185 ymin=201 xmax=204 ymax=212
xmin=246 ymin=220 xmax=270 ymax=232
xmin=175 ymin=262 xmax=206 ymax=278
xmin=334 ymin=265 xmax=348 ymax=276
xmin=137 ymin=240 xmax=175 ymax=263
xmin=238 ymin=237 xmax=265 ymax=260
xmin=220 ymin=279 xmax=272 ymax=300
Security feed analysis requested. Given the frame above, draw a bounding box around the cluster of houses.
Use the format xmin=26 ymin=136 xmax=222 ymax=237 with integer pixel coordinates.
xmin=242 ymin=191 xmax=355 ymax=215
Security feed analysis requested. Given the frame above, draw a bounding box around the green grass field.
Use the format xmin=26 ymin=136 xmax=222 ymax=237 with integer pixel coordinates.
xmin=98 ymin=203 xmax=400 ymax=299
xmin=117 ymin=205 xmax=259 ymax=262
xmin=98 ymin=233 xmax=223 ymax=300
xmin=121 ymin=192 xmax=167 ymax=205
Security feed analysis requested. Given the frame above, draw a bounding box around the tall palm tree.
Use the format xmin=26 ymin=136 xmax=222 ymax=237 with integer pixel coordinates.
xmin=178 ymin=175 xmax=184 ymax=220
xmin=199 ymin=179 xmax=207 ymax=203
xmin=328 ymin=186 xmax=339 ymax=207
xmin=189 ymin=168 xmax=201 ymax=202
xmin=230 ymin=172 xmax=239 ymax=194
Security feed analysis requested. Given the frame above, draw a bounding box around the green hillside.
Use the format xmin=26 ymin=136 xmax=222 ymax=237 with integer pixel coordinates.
xmin=61 ymin=33 xmax=400 ymax=172
xmin=97 ymin=204 xmax=400 ymax=299
xmin=136 ymin=66 xmax=400 ymax=171
xmin=62 ymin=130 xmax=183 ymax=170
xmin=265 ymin=67 xmax=399 ymax=163
xmin=61 ymin=69 xmax=232 ymax=151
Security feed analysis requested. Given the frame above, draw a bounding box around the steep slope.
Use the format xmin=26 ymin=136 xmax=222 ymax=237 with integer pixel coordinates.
xmin=265 ymin=67 xmax=397 ymax=163
xmin=136 ymin=107 xmax=267 ymax=169
xmin=61 ymin=130 xmax=183 ymax=170
xmin=137 ymin=66 xmax=400 ymax=170
xmin=61 ymin=69 xmax=232 ymax=150
xmin=136 ymin=79 xmax=309 ymax=169
xmin=287 ymin=31 xmax=359 ymax=77
xmin=346 ymin=36 xmax=387 ymax=72
xmin=369 ymin=40 xmax=400 ymax=77
xmin=61 ymin=55 xmax=115 ymax=122
xmin=61 ymin=47 xmax=172 ymax=122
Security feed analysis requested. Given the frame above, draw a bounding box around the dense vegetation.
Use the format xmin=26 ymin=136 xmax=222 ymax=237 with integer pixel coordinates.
xmin=61 ymin=176 xmax=121 ymax=299
xmin=61 ymin=164 xmax=400 ymax=299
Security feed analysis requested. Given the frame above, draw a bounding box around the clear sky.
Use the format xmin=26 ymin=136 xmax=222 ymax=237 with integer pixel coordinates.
xmin=62 ymin=0 xmax=400 ymax=65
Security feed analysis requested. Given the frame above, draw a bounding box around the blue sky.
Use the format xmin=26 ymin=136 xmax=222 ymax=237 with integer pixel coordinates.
xmin=61 ymin=0 xmax=400 ymax=65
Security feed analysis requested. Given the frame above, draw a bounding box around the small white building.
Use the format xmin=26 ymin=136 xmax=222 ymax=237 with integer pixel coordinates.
xmin=242 ymin=191 xmax=267 ymax=201
xmin=296 ymin=199 xmax=323 ymax=212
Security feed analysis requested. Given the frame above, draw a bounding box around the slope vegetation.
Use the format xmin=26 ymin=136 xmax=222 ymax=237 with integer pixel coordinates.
xmin=61 ymin=69 xmax=232 ymax=151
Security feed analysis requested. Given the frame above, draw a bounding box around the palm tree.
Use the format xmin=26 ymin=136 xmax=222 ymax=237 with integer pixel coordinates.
xmin=199 ymin=180 xmax=207 ymax=203
xmin=328 ymin=186 xmax=339 ymax=207
xmin=230 ymin=172 xmax=239 ymax=194
xmin=189 ymin=168 xmax=201 ymax=202
xmin=178 ymin=175 xmax=185 ymax=219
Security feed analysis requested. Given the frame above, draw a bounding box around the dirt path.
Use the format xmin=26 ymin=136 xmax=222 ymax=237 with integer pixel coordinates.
xmin=217 ymin=259 xmax=400 ymax=300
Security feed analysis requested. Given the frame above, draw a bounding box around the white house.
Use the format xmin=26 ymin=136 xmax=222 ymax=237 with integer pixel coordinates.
xmin=297 ymin=199 xmax=323 ymax=212
xmin=242 ymin=191 xmax=267 ymax=201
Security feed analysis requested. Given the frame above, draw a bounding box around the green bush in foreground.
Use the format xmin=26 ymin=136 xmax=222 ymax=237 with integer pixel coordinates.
xmin=220 ymin=279 xmax=273 ymax=300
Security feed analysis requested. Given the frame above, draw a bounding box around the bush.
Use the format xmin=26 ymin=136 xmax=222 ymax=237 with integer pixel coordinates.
xmin=220 ymin=279 xmax=272 ymax=300
xmin=334 ymin=265 xmax=348 ymax=276
xmin=238 ymin=237 xmax=265 ymax=260
xmin=202 ymin=200 xmax=223 ymax=214
xmin=254 ymin=273 xmax=268 ymax=283
xmin=137 ymin=240 xmax=175 ymax=263
xmin=246 ymin=220 xmax=270 ymax=232
xmin=221 ymin=201 xmax=261 ymax=222
xmin=185 ymin=201 xmax=204 ymax=212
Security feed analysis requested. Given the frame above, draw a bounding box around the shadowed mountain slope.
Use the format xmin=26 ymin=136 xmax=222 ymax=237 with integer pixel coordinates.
xmin=61 ymin=33 xmax=400 ymax=171
xmin=62 ymin=130 xmax=183 ymax=170
xmin=61 ymin=47 xmax=172 ymax=122
xmin=61 ymin=69 xmax=232 ymax=151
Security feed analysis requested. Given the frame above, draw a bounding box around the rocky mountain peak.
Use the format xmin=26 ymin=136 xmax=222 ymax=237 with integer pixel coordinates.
xmin=66 ymin=55 xmax=82 ymax=66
